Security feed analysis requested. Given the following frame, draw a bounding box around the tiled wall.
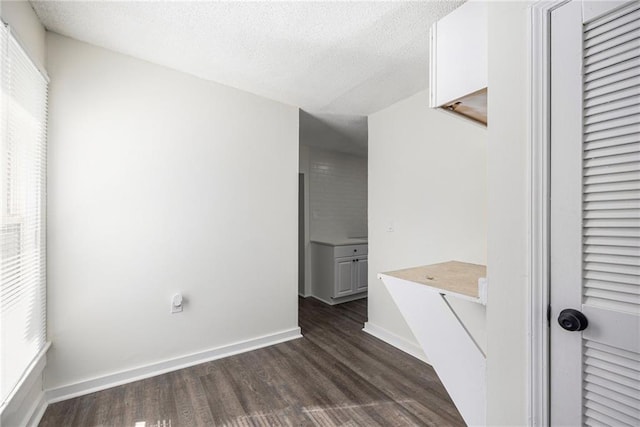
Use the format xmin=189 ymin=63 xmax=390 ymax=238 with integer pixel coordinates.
xmin=308 ymin=147 xmax=367 ymax=240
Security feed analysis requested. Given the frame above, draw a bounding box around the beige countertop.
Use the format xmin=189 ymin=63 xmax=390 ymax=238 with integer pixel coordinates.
xmin=311 ymin=238 xmax=368 ymax=246
xmin=380 ymin=261 xmax=487 ymax=301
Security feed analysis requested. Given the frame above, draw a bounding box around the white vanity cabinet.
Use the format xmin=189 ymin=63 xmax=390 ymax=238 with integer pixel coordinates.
xmin=335 ymin=255 xmax=368 ymax=297
xmin=311 ymin=241 xmax=368 ymax=305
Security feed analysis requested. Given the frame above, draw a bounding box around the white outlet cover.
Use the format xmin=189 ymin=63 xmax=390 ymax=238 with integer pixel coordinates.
xmin=171 ymin=293 xmax=184 ymax=313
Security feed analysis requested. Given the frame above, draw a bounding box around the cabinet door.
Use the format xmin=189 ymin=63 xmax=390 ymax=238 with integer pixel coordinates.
xmin=355 ymin=258 xmax=368 ymax=292
xmin=430 ymin=0 xmax=487 ymax=107
xmin=335 ymin=259 xmax=354 ymax=297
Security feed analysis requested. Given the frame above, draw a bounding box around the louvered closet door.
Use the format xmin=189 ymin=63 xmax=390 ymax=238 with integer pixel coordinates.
xmin=550 ymin=1 xmax=640 ymax=425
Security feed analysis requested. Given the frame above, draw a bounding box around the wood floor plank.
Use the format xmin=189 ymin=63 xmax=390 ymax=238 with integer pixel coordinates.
xmin=39 ymin=393 xmax=80 ymax=427
xmin=263 ymin=342 xmax=395 ymax=426
xmin=172 ymin=370 xmax=214 ymax=426
xmin=39 ymin=297 xmax=465 ymax=427
xmin=299 ymin=298 xmax=463 ymax=425
xmin=98 ymin=386 xmax=126 ymax=426
xmin=122 ymin=380 xmax=145 ymax=426
xmin=67 ymin=394 xmax=97 ymax=426
xmin=200 ymin=362 xmax=248 ymax=426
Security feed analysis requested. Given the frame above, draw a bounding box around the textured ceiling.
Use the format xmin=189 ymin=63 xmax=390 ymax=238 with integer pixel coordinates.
xmin=31 ymin=0 xmax=463 ymax=152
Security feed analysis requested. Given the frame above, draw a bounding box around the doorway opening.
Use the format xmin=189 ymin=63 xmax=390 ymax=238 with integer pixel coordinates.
xmin=297 ymin=110 xmax=368 ymax=309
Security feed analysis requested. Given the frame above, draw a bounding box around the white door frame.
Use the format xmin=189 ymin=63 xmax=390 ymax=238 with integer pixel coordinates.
xmin=527 ymin=1 xmax=571 ymax=425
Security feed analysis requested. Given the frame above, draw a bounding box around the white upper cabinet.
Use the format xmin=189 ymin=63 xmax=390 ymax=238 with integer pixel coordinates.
xmin=430 ymin=0 xmax=488 ymax=125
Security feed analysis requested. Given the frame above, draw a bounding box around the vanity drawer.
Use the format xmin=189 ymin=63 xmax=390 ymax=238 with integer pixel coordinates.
xmin=334 ymin=244 xmax=368 ymax=258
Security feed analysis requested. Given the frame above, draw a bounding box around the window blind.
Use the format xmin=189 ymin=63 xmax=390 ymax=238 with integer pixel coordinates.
xmin=0 ymin=23 xmax=48 ymax=407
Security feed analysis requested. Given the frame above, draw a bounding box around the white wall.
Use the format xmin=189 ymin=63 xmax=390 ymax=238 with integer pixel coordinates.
xmin=486 ymin=2 xmax=532 ymax=425
xmin=368 ymin=90 xmax=487 ymax=357
xmin=0 ymin=2 xmax=48 ymax=425
xmin=299 ymin=111 xmax=368 ymax=157
xmin=299 ymin=145 xmax=312 ymax=296
xmin=0 ymin=0 xmax=45 ymax=72
xmin=308 ymin=147 xmax=367 ymax=241
xmin=45 ymin=33 xmax=299 ymax=391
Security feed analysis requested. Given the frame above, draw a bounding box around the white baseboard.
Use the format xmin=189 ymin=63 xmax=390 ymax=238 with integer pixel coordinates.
xmin=362 ymin=322 xmax=430 ymax=365
xmin=46 ymin=327 xmax=302 ymax=404
xmin=26 ymin=393 xmax=48 ymax=427
xmin=311 ymin=293 xmax=367 ymax=306
xmin=310 ymin=295 xmax=333 ymax=305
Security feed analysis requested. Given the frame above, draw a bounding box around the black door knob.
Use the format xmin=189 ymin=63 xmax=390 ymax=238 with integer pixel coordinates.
xmin=558 ymin=309 xmax=588 ymax=331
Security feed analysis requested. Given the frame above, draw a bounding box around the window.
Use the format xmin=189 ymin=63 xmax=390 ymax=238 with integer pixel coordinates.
xmin=0 ymin=23 xmax=48 ymax=407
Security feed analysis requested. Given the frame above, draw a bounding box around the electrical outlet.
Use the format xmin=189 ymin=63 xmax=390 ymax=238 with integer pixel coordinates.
xmin=171 ymin=293 xmax=183 ymax=313
xmin=386 ymin=222 xmax=394 ymax=232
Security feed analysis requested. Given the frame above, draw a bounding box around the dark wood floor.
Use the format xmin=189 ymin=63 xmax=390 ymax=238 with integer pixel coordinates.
xmin=40 ymin=297 xmax=464 ymax=426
